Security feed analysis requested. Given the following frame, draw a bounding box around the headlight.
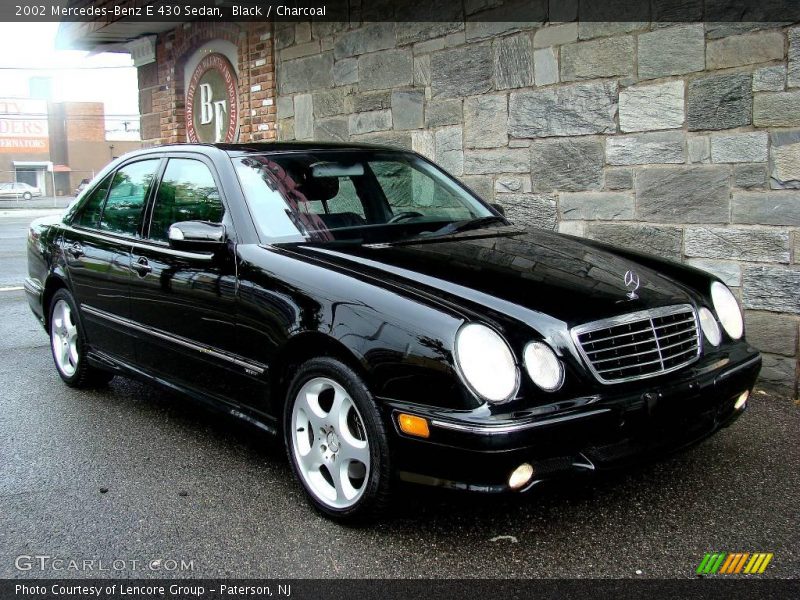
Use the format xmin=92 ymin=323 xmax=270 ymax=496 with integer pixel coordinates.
xmin=455 ymin=323 xmax=518 ymax=403
xmin=710 ymin=281 xmax=743 ymax=340
xmin=523 ymin=341 xmax=564 ymax=391
xmin=698 ymin=307 xmax=721 ymax=346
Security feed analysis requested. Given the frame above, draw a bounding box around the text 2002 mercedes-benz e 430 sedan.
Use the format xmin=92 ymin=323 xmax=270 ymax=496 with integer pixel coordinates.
xmin=26 ymin=143 xmax=761 ymax=521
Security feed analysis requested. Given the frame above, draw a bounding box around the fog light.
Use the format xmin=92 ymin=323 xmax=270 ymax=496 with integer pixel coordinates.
xmin=508 ymin=463 xmax=534 ymax=490
xmin=397 ymin=413 xmax=430 ymax=438
xmin=734 ymin=391 xmax=749 ymax=411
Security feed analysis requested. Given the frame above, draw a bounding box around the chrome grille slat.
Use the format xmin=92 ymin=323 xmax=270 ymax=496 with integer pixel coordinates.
xmin=571 ymin=304 xmax=702 ymax=384
xmin=585 ymin=337 xmax=657 ymax=353
xmin=655 ymin=328 xmax=697 ymax=342
xmin=596 ymin=357 xmax=664 ymax=374
xmin=661 ymin=345 xmax=699 ymax=360
xmin=658 ymin=338 xmax=699 ymax=353
xmin=653 ymin=317 xmax=696 ymax=329
xmin=592 ymin=347 xmax=661 ymax=364
xmin=578 ymin=326 xmax=654 ymax=345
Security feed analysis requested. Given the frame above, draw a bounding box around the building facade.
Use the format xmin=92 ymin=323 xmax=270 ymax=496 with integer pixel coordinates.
xmin=63 ymin=15 xmax=800 ymax=398
xmin=0 ymin=97 xmax=53 ymax=193
xmin=0 ymin=97 xmax=141 ymax=194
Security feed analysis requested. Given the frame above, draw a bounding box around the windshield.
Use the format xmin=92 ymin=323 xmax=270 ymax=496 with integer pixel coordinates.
xmin=233 ymin=150 xmax=502 ymax=244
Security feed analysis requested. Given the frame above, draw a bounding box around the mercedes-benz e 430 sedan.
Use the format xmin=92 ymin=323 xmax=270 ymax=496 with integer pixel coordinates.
xmin=26 ymin=143 xmax=761 ymax=520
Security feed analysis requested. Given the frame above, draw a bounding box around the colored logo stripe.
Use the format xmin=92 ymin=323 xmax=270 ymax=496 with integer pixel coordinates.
xmin=697 ymin=553 xmax=726 ymax=574
xmin=744 ymin=553 xmax=774 ymax=574
xmin=697 ymin=552 xmax=773 ymax=574
xmin=720 ymin=553 xmax=748 ymax=574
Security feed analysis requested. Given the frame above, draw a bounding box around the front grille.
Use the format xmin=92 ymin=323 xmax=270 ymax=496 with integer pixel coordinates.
xmin=572 ymin=305 xmax=701 ymax=384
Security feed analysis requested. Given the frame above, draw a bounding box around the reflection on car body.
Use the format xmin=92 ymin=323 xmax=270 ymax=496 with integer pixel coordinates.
xmin=25 ymin=143 xmax=761 ymax=521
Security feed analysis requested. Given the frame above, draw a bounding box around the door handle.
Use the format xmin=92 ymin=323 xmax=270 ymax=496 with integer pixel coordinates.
xmin=131 ymin=256 xmax=152 ymax=276
xmin=67 ymin=242 xmax=84 ymax=258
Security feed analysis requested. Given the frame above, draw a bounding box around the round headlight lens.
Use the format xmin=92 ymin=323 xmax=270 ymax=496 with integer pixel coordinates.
xmin=698 ymin=307 xmax=721 ymax=346
xmin=710 ymin=281 xmax=743 ymax=340
xmin=523 ymin=341 xmax=564 ymax=391
xmin=455 ymin=324 xmax=518 ymax=403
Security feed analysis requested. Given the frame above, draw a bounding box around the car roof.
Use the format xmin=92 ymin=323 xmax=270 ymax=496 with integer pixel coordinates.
xmin=214 ymin=141 xmax=407 ymax=156
xmin=121 ymin=141 xmax=409 ymax=159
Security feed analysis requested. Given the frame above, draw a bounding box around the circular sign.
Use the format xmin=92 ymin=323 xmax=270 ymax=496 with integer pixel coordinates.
xmin=185 ymin=53 xmax=239 ymax=143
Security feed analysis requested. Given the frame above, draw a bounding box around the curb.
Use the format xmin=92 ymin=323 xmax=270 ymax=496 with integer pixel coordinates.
xmin=0 ymin=209 xmax=65 ymax=218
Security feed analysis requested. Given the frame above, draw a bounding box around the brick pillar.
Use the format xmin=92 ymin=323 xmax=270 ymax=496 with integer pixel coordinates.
xmin=136 ymin=22 xmax=275 ymax=146
xmin=239 ymin=24 xmax=277 ymax=142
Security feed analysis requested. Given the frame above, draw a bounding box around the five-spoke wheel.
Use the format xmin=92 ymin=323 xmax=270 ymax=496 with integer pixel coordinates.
xmin=51 ymin=298 xmax=79 ymax=377
xmin=291 ymin=377 xmax=370 ymax=509
xmin=48 ymin=288 xmax=113 ymax=387
xmin=285 ymin=358 xmax=391 ymax=521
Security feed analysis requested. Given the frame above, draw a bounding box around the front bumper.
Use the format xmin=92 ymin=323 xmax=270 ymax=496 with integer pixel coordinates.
xmin=382 ymin=345 xmax=761 ymax=493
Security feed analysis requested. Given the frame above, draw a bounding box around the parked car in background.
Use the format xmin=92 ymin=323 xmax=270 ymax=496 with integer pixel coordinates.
xmin=25 ymin=143 xmax=761 ymax=521
xmin=0 ymin=182 xmax=42 ymax=200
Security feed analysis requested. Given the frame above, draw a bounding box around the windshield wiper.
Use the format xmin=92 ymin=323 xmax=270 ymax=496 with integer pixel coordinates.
xmin=428 ymin=215 xmax=508 ymax=237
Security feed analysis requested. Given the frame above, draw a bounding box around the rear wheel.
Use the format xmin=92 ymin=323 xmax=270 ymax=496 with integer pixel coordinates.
xmin=284 ymin=358 xmax=392 ymax=521
xmin=22 ymin=191 xmax=32 ymax=200
xmin=49 ymin=289 xmax=113 ymax=387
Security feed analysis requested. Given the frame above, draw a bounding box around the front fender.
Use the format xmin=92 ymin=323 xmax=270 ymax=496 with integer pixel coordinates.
xmin=325 ymin=294 xmax=474 ymax=409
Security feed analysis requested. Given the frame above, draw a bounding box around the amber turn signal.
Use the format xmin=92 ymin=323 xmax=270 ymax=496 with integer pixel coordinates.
xmin=397 ymin=413 xmax=430 ymax=438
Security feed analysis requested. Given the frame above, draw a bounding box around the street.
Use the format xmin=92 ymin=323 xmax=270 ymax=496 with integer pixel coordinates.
xmin=0 ymin=208 xmax=797 ymax=579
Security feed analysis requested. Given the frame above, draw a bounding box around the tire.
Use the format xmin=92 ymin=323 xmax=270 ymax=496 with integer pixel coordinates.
xmin=23 ymin=192 xmax=32 ymax=200
xmin=48 ymin=288 xmax=113 ymax=388
xmin=284 ymin=357 xmax=392 ymax=522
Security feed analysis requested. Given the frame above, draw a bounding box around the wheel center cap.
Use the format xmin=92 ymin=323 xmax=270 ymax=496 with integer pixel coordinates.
xmin=326 ymin=430 xmax=340 ymax=453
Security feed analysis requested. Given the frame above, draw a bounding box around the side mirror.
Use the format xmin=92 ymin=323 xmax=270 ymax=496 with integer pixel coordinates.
xmin=490 ymin=203 xmax=506 ymax=216
xmin=168 ymin=221 xmax=226 ymax=252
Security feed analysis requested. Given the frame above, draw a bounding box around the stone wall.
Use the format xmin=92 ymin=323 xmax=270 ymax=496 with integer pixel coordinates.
xmin=275 ymin=20 xmax=800 ymax=398
xmin=138 ymin=21 xmax=276 ymax=146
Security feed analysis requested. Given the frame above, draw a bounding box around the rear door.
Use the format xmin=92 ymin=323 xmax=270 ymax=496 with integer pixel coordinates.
xmin=62 ymin=157 xmax=161 ymax=363
xmin=128 ymin=154 xmax=244 ymax=402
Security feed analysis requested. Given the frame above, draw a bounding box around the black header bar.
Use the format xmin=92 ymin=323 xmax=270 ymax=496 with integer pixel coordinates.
xmin=2 ymin=0 xmax=800 ymax=22
xmin=3 ymin=579 xmax=800 ymax=600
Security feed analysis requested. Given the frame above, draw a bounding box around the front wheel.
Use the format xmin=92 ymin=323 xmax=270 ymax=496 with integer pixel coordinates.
xmin=284 ymin=358 xmax=392 ymax=521
xmin=22 ymin=192 xmax=32 ymax=200
xmin=49 ymin=289 xmax=113 ymax=387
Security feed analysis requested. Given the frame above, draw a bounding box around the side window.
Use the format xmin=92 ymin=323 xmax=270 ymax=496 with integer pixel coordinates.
xmin=100 ymin=160 xmax=159 ymax=236
xmin=73 ymin=173 xmax=113 ymax=229
xmin=148 ymin=158 xmax=224 ymax=242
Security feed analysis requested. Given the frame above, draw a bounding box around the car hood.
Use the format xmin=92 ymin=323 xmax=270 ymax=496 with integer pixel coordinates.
xmin=285 ymin=228 xmax=693 ymax=329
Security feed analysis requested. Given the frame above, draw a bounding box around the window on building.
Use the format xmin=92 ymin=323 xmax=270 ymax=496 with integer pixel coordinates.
xmin=99 ymin=159 xmax=159 ymax=236
xmin=148 ymin=159 xmax=224 ymax=242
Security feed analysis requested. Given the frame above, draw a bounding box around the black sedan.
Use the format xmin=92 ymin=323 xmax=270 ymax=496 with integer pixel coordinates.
xmin=25 ymin=143 xmax=761 ymax=521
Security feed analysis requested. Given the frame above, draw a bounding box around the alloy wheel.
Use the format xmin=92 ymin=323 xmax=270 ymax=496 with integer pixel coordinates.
xmin=291 ymin=377 xmax=370 ymax=509
xmin=51 ymin=299 xmax=79 ymax=377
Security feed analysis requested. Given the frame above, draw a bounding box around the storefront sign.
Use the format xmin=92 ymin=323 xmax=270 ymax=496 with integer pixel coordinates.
xmin=186 ymin=53 xmax=239 ymax=143
xmin=0 ymin=98 xmax=49 ymax=153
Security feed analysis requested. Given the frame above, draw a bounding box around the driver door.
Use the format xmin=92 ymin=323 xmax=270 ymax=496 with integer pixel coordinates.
xmin=128 ymin=155 xmax=241 ymax=402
